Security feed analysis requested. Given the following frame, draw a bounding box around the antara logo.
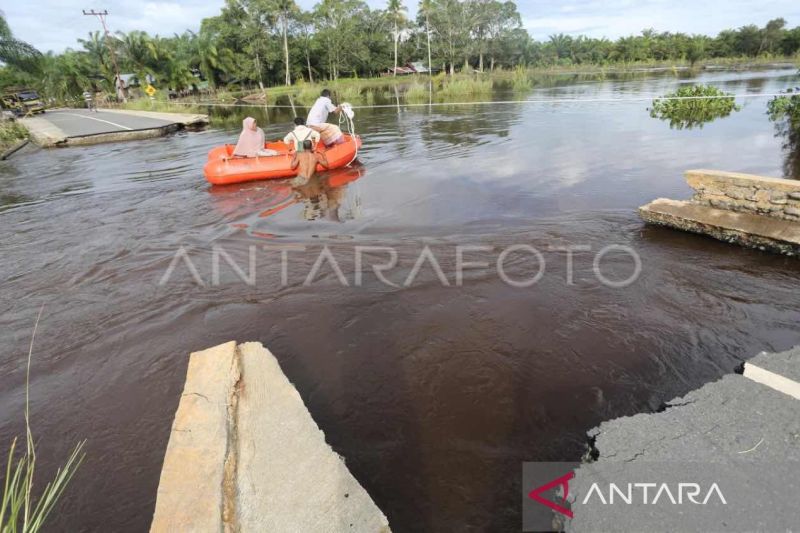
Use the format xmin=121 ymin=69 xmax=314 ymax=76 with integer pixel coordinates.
xmin=582 ymin=482 xmax=727 ymax=505
xmin=527 ymin=473 xmax=728 ymax=519
xmin=528 ymin=472 xmax=575 ymax=519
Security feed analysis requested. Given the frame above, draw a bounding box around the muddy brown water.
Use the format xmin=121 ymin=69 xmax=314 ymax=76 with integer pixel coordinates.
xmin=2 ymin=69 xmax=800 ymax=532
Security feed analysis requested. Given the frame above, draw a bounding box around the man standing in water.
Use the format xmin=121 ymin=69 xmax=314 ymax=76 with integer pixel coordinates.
xmin=290 ymin=140 xmax=329 ymax=186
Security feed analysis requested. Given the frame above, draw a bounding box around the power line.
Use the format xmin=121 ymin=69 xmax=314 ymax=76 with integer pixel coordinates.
xmin=83 ymin=9 xmax=124 ymax=102
xmin=153 ymin=91 xmax=794 ymax=110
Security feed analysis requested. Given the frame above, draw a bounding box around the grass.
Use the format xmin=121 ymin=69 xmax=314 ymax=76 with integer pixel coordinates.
xmin=0 ymin=121 xmax=28 ymax=152
xmin=117 ymin=97 xmax=205 ymax=115
xmin=404 ymin=82 xmax=431 ymax=103
xmin=511 ymin=65 xmax=532 ymax=92
xmin=438 ymin=77 xmax=493 ymax=99
xmin=1 ymin=307 xmax=86 ymax=533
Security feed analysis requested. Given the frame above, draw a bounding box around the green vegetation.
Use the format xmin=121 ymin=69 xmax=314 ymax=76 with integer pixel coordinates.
xmin=118 ymin=97 xmax=205 ymax=115
xmin=511 ymin=65 xmax=532 ymax=92
xmin=650 ymin=85 xmax=741 ymax=129
xmin=405 ymin=82 xmax=431 ymax=102
xmin=1 ymin=5 xmax=800 ymax=106
xmin=0 ymin=120 xmax=27 ymax=151
xmin=767 ymin=91 xmax=800 ymax=129
xmin=1 ymin=310 xmax=85 ymax=533
xmin=767 ymin=89 xmax=800 ymax=178
xmin=439 ymin=77 xmax=493 ymax=99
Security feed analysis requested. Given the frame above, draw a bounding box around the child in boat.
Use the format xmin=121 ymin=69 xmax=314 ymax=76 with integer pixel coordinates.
xmin=290 ymin=140 xmax=329 ymax=186
xmin=233 ymin=117 xmax=278 ymax=157
xmin=283 ymin=117 xmax=321 ymax=151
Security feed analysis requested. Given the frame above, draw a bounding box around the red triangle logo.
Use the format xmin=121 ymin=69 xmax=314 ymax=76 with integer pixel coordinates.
xmin=528 ymin=471 xmax=575 ymax=519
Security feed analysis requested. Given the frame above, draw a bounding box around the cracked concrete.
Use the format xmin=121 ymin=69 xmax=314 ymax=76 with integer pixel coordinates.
xmin=150 ymin=341 xmax=390 ymax=533
xmin=565 ymin=346 xmax=800 ymax=532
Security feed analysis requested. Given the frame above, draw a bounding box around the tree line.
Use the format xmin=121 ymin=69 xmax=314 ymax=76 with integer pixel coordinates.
xmin=1 ymin=2 xmax=799 ymax=102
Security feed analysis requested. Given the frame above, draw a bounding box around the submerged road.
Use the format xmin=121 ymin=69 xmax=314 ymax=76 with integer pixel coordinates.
xmin=21 ymin=108 xmax=209 ymax=147
xmin=43 ymin=108 xmax=176 ymax=137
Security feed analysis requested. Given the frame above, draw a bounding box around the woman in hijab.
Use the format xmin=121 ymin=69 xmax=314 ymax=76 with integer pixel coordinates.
xmin=233 ymin=117 xmax=276 ymax=157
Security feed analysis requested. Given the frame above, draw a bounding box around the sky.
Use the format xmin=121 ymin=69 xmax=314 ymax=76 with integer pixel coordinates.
xmin=4 ymin=0 xmax=800 ymax=54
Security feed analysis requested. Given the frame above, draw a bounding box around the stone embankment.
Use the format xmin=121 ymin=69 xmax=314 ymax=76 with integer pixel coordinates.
xmin=150 ymin=341 xmax=391 ymax=533
xmin=640 ymin=169 xmax=800 ymax=255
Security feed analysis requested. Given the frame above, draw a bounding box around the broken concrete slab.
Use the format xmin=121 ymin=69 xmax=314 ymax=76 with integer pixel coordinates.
xmin=565 ymin=346 xmax=800 ymax=532
xmin=236 ymin=342 xmax=391 ymax=532
xmin=639 ymin=198 xmax=800 ymax=255
xmin=150 ymin=341 xmax=240 ymax=533
xmin=150 ymin=341 xmax=390 ymax=533
xmin=746 ymin=347 xmax=800 ymax=384
xmin=19 ymin=115 xmax=68 ymax=147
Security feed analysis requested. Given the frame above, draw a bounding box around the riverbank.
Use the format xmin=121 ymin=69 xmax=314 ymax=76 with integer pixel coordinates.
xmin=0 ymin=120 xmax=29 ymax=156
xmin=178 ymin=57 xmax=800 ymax=105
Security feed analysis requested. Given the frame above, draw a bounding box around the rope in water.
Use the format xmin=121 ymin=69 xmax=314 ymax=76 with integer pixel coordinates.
xmin=153 ymin=91 xmax=797 ymax=110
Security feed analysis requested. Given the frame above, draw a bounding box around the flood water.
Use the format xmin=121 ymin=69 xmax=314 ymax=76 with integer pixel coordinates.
xmin=2 ymin=68 xmax=800 ymax=532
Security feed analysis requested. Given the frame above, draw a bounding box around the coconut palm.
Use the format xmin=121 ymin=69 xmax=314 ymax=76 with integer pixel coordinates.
xmin=0 ymin=11 xmax=41 ymax=70
xmin=116 ymin=30 xmax=156 ymax=83
xmin=191 ymin=30 xmax=233 ymax=89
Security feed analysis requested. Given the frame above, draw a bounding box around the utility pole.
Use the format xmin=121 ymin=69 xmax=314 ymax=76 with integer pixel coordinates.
xmin=83 ymin=9 xmax=124 ymax=102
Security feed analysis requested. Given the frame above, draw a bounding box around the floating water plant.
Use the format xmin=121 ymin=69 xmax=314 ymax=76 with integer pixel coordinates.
xmin=649 ymin=85 xmax=740 ymax=129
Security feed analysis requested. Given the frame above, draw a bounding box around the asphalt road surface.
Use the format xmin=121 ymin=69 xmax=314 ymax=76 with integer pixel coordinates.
xmin=43 ymin=109 xmax=176 ymax=137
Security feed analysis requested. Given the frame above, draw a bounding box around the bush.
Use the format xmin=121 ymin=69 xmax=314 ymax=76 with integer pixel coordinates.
xmin=767 ymin=90 xmax=800 ymax=130
xmin=0 ymin=121 xmax=28 ymax=151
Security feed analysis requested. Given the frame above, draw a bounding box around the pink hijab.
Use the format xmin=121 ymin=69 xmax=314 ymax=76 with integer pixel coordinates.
xmin=233 ymin=117 xmax=265 ymax=157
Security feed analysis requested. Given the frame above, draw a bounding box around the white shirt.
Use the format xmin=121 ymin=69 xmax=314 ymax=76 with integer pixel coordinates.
xmin=283 ymin=125 xmax=321 ymax=150
xmin=307 ymin=96 xmax=336 ymax=125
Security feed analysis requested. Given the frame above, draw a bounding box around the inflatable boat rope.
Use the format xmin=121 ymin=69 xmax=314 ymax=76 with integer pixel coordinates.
xmin=339 ymin=102 xmax=359 ymax=167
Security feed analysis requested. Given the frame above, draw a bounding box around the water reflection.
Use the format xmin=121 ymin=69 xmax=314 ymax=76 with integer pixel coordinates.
xmin=0 ymin=191 xmax=34 ymax=211
xmin=772 ymin=117 xmax=800 ymax=179
xmin=766 ymin=91 xmax=800 ymax=180
xmin=292 ymin=165 xmax=365 ymax=222
xmin=207 ymin=165 xmax=366 ymax=234
xmin=648 ymin=89 xmax=740 ymax=130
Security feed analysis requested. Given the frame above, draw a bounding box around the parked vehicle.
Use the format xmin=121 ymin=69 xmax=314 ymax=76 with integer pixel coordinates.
xmin=1 ymin=88 xmax=46 ymax=116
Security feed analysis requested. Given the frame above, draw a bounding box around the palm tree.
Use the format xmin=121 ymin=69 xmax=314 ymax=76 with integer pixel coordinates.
xmin=117 ymin=30 xmax=156 ymax=83
xmin=0 ymin=11 xmax=41 ymax=70
xmin=387 ymin=0 xmax=406 ymax=76
xmin=192 ymin=30 xmax=224 ymax=88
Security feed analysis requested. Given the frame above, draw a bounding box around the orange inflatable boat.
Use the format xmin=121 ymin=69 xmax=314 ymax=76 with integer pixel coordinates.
xmin=203 ymin=134 xmax=362 ymax=185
